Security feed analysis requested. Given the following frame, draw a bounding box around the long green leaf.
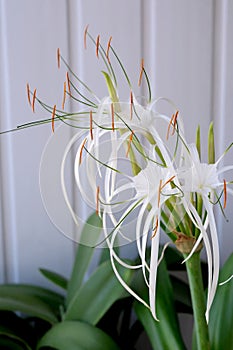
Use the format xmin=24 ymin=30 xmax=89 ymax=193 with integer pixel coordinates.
xmin=65 ymin=260 xmax=132 ymax=325
xmin=37 ymin=321 xmax=120 ymax=350
xmin=0 ymin=333 xmax=31 ymax=350
xmin=208 ymin=253 xmax=233 ymax=349
xmin=0 ymin=284 xmax=63 ymax=324
xmin=39 ymin=268 xmax=68 ymax=290
xmin=134 ymin=259 xmax=186 ymax=350
xmin=66 ymin=212 xmax=103 ymax=305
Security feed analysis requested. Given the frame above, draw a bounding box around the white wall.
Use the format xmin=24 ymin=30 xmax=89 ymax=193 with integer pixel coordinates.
xmin=0 ymin=0 xmax=232 ymax=286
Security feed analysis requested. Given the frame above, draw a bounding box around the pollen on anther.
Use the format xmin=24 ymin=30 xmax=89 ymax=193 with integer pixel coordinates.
xmin=138 ymin=58 xmax=144 ymax=86
xmin=90 ymin=110 xmax=93 ymax=140
xmin=27 ymin=83 xmax=31 ymax=106
xmin=62 ymin=82 xmax=66 ymax=110
xmin=157 ymin=179 xmax=162 ymax=208
xmin=106 ymin=36 xmax=112 ymax=63
xmin=84 ymin=25 xmax=89 ymax=49
xmin=126 ymin=131 xmax=134 ymax=157
xmin=66 ymin=72 xmax=71 ymax=94
xmin=171 ymin=110 xmax=179 ymax=135
xmin=223 ymin=179 xmax=227 ymax=209
xmin=96 ymin=35 xmax=100 ymax=58
xmin=51 ymin=105 xmax=56 ymax=133
xmin=151 ymin=216 xmax=159 ymax=238
xmin=57 ymin=48 xmax=61 ymax=69
xmin=111 ymin=103 xmax=115 ymax=131
xmin=32 ymin=89 xmax=37 ymax=112
xmin=96 ymin=186 xmax=100 ymax=215
xmin=166 ymin=113 xmax=175 ymax=140
xmin=79 ymin=138 xmax=87 ymax=165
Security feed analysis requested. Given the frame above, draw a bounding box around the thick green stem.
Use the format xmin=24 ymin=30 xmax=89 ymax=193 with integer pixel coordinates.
xmin=185 ymin=252 xmax=210 ymax=350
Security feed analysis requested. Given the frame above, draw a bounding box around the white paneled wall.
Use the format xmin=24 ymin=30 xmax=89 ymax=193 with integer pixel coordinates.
xmin=0 ymin=0 xmax=232 ymax=286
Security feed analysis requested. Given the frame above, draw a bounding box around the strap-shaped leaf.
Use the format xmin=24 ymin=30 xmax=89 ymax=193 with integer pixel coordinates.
xmin=65 ymin=260 xmax=131 ymax=325
xmin=39 ymin=268 xmax=68 ymax=290
xmin=0 ymin=284 xmax=63 ymax=324
xmin=134 ymin=259 xmax=186 ymax=350
xmin=37 ymin=321 xmax=119 ymax=350
xmin=66 ymin=212 xmax=102 ymax=305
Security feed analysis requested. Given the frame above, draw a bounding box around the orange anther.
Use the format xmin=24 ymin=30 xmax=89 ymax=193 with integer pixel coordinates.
xmin=32 ymin=89 xmax=37 ymax=113
xmin=90 ymin=110 xmax=93 ymax=140
xmin=161 ymin=175 xmax=176 ymax=190
xmin=166 ymin=113 xmax=175 ymax=140
xmin=79 ymin=138 xmax=87 ymax=165
xmin=96 ymin=186 xmax=100 ymax=215
xmin=26 ymin=83 xmax=31 ymax=106
xmin=96 ymin=35 xmax=100 ymax=58
xmin=62 ymin=82 xmax=66 ymax=110
xmin=51 ymin=105 xmax=56 ymax=132
xmin=126 ymin=131 xmax=134 ymax=157
xmin=111 ymin=103 xmax=115 ymax=131
xmin=106 ymin=36 xmax=112 ymax=63
xmin=138 ymin=58 xmax=144 ymax=86
xmin=151 ymin=216 xmax=159 ymax=238
xmin=157 ymin=179 xmax=163 ymax=208
xmin=171 ymin=110 xmax=179 ymax=135
xmin=223 ymin=179 xmax=227 ymax=209
xmin=130 ymin=91 xmax=133 ymax=120
xmin=57 ymin=48 xmax=60 ymax=69
xmin=66 ymin=72 xmax=71 ymax=94
xmin=84 ymin=25 xmax=89 ymax=49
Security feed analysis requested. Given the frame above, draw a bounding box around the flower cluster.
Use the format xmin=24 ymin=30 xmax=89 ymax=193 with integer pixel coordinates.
xmin=26 ymin=28 xmax=232 ymax=322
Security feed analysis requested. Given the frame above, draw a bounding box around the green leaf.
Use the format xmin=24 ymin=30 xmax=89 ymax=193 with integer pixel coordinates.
xmin=65 ymin=260 xmax=132 ymax=325
xmin=37 ymin=321 xmax=120 ymax=350
xmin=66 ymin=212 xmax=103 ymax=305
xmin=133 ymin=259 xmax=186 ymax=350
xmin=0 ymin=333 xmax=31 ymax=350
xmin=208 ymin=253 xmax=233 ymax=349
xmin=102 ymin=71 xmax=119 ymax=103
xmin=0 ymin=284 xmax=64 ymax=324
xmin=39 ymin=268 xmax=68 ymax=290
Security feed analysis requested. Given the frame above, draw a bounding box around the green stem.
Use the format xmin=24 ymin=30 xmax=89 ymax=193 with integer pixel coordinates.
xmin=184 ymin=252 xmax=210 ymax=350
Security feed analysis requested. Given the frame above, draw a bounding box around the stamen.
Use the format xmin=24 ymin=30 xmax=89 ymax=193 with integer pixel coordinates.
xmin=96 ymin=35 xmax=100 ymax=58
xmin=51 ymin=105 xmax=56 ymax=133
xmin=96 ymin=186 xmax=100 ymax=215
xmin=223 ymin=179 xmax=227 ymax=209
xmin=62 ymin=82 xmax=66 ymax=110
xmin=106 ymin=36 xmax=112 ymax=63
xmin=57 ymin=48 xmax=60 ymax=69
xmin=84 ymin=25 xmax=89 ymax=49
xmin=138 ymin=58 xmax=144 ymax=86
xmin=166 ymin=113 xmax=175 ymax=140
xmin=26 ymin=83 xmax=31 ymax=106
xmin=32 ymin=89 xmax=37 ymax=113
xmin=90 ymin=110 xmax=93 ymax=140
xmin=130 ymin=91 xmax=133 ymax=120
xmin=66 ymin=72 xmax=71 ymax=94
xmin=171 ymin=110 xmax=179 ymax=135
xmin=79 ymin=138 xmax=87 ymax=165
xmin=151 ymin=216 xmax=159 ymax=238
xmin=157 ymin=179 xmax=162 ymax=208
xmin=126 ymin=131 xmax=134 ymax=157
xmin=161 ymin=175 xmax=176 ymax=190
xmin=111 ymin=103 xmax=115 ymax=131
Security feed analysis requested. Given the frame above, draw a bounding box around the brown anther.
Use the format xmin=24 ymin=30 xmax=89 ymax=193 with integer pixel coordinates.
xmin=62 ymin=82 xmax=66 ymax=110
xmin=51 ymin=105 xmax=56 ymax=133
xmin=223 ymin=179 xmax=227 ymax=209
xmin=84 ymin=25 xmax=89 ymax=49
xmin=32 ymin=89 xmax=37 ymax=112
xmin=126 ymin=131 xmax=134 ymax=157
xmin=151 ymin=216 xmax=159 ymax=238
xmin=166 ymin=113 xmax=175 ymax=140
xmin=171 ymin=110 xmax=179 ymax=135
xmin=96 ymin=35 xmax=100 ymax=58
xmin=96 ymin=186 xmax=100 ymax=215
xmin=130 ymin=91 xmax=133 ymax=120
xmin=138 ymin=58 xmax=144 ymax=86
xmin=57 ymin=48 xmax=60 ymax=69
xmin=90 ymin=110 xmax=93 ymax=140
xmin=66 ymin=72 xmax=71 ymax=94
xmin=79 ymin=138 xmax=87 ymax=165
xmin=111 ymin=103 xmax=115 ymax=131
xmin=157 ymin=179 xmax=163 ymax=208
xmin=161 ymin=175 xmax=176 ymax=190
xmin=106 ymin=36 xmax=112 ymax=63
xmin=26 ymin=83 xmax=31 ymax=106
